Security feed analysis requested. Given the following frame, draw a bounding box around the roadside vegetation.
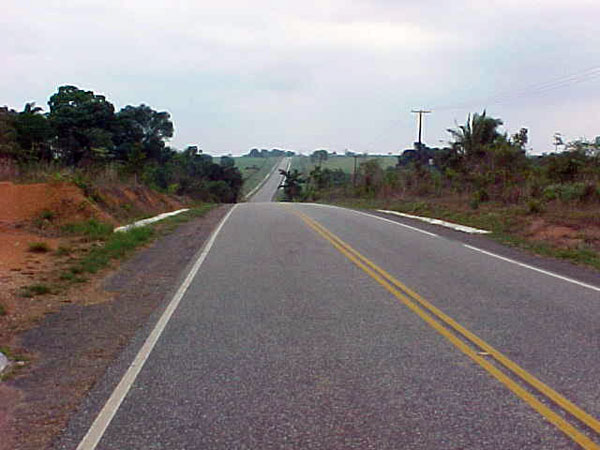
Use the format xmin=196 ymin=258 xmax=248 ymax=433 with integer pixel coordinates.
xmin=0 ymin=85 xmax=242 ymax=202
xmin=50 ymin=205 xmax=215 ymax=293
xmin=280 ymin=111 xmax=600 ymax=269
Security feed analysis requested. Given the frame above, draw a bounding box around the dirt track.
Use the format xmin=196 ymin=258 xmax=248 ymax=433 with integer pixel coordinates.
xmin=1 ymin=205 xmax=230 ymax=450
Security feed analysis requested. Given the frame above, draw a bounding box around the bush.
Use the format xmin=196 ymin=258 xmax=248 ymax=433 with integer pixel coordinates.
xmin=543 ymin=182 xmax=596 ymax=203
xmin=526 ymin=199 xmax=545 ymax=214
xmin=21 ymin=284 xmax=51 ymax=297
xmin=28 ymin=242 xmax=50 ymax=253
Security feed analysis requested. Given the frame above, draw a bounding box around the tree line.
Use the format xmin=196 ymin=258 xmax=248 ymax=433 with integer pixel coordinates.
xmin=0 ymin=85 xmax=242 ymax=202
xmin=282 ymin=111 xmax=600 ymax=210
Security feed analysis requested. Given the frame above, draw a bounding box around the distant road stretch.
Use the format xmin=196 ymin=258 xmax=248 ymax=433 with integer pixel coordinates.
xmin=247 ymin=157 xmax=290 ymax=202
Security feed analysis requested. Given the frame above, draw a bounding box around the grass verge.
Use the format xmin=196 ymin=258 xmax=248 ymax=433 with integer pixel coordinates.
xmin=58 ymin=204 xmax=216 ymax=284
xmin=323 ymin=197 xmax=600 ymax=271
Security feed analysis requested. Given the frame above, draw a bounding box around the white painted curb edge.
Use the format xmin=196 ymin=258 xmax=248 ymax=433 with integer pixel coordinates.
xmin=114 ymin=209 xmax=190 ymax=233
xmin=377 ymin=209 xmax=491 ymax=234
xmin=0 ymin=351 xmax=8 ymax=374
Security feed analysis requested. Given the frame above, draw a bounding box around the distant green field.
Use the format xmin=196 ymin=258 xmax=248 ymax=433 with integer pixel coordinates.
xmin=291 ymin=155 xmax=397 ymax=175
xmin=223 ymin=156 xmax=281 ymax=196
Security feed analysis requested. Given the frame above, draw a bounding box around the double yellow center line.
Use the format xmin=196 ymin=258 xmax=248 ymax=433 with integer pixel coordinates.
xmin=294 ymin=209 xmax=600 ymax=449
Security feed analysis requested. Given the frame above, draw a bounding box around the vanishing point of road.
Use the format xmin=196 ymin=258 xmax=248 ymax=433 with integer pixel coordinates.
xmin=61 ymin=157 xmax=600 ymax=449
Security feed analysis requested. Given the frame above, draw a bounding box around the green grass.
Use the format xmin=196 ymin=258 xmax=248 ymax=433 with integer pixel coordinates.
xmin=69 ymin=227 xmax=154 ymax=275
xmin=0 ymin=303 xmax=6 ymax=316
xmin=59 ymin=205 xmax=215 ymax=281
xmin=28 ymin=242 xmax=51 ymax=253
xmin=62 ymin=219 xmax=114 ymax=241
xmin=20 ymin=284 xmax=52 ymax=297
xmin=291 ymin=155 xmax=398 ymax=175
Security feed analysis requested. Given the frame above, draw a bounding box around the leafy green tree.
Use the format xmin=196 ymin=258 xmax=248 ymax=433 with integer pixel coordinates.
xmin=113 ymin=104 xmax=174 ymax=163
xmin=48 ymin=85 xmax=116 ymax=165
xmin=14 ymin=102 xmax=54 ymax=161
xmin=0 ymin=107 xmax=20 ymax=160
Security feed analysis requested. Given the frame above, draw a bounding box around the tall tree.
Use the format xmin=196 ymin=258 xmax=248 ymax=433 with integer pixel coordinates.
xmin=48 ymin=85 xmax=116 ymax=165
xmin=113 ymin=104 xmax=174 ymax=163
xmin=14 ymin=102 xmax=53 ymax=161
xmin=0 ymin=107 xmax=19 ymax=159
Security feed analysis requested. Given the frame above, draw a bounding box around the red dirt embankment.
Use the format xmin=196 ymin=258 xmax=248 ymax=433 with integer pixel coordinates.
xmin=0 ymin=181 xmax=113 ymax=226
xmin=0 ymin=180 xmax=186 ymax=339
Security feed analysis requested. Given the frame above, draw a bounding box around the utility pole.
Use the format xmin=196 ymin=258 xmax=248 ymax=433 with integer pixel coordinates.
xmin=411 ymin=109 xmax=432 ymax=147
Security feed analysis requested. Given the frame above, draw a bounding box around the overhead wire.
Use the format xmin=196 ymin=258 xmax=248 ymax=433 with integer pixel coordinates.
xmin=362 ymin=64 xmax=600 ymax=150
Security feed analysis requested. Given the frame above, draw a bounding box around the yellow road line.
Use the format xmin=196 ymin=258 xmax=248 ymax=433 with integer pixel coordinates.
xmin=300 ymin=211 xmax=600 ymax=435
xmin=293 ymin=210 xmax=599 ymax=449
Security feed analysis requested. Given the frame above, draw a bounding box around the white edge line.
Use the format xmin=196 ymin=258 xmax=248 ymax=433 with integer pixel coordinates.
xmin=463 ymin=244 xmax=600 ymax=293
xmin=302 ymin=203 xmax=439 ymax=238
xmin=76 ymin=204 xmax=238 ymax=450
xmin=377 ymin=209 xmax=491 ymax=234
xmin=114 ymin=209 xmax=190 ymax=233
xmin=243 ymin=157 xmax=283 ymax=200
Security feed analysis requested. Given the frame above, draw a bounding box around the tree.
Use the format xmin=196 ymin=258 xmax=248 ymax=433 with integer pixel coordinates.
xmin=447 ymin=111 xmax=503 ymax=160
xmin=48 ymin=85 xmax=116 ymax=165
xmin=113 ymin=104 xmax=173 ymax=163
xmin=310 ymin=149 xmax=328 ymax=166
xmin=511 ymin=128 xmax=528 ymax=150
xmin=279 ymin=169 xmax=304 ymax=201
xmin=14 ymin=103 xmax=54 ymax=161
xmin=0 ymin=107 xmax=19 ymax=159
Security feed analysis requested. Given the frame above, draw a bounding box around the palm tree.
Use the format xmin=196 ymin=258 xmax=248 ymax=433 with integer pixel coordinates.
xmin=22 ymin=102 xmax=43 ymax=115
xmin=447 ymin=110 xmax=503 ymax=159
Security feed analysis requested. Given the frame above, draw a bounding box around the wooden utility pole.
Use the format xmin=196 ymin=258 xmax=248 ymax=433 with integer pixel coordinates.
xmin=411 ymin=109 xmax=432 ymax=147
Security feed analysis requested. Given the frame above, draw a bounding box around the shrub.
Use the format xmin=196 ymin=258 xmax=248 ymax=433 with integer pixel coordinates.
xmin=39 ymin=209 xmax=55 ymax=221
xmin=21 ymin=284 xmax=51 ymax=297
xmin=526 ymin=199 xmax=545 ymax=214
xmin=55 ymin=245 xmax=71 ymax=256
xmin=543 ymin=182 xmax=596 ymax=203
xmin=474 ymin=188 xmax=490 ymax=203
xmin=28 ymin=242 xmax=50 ymax=253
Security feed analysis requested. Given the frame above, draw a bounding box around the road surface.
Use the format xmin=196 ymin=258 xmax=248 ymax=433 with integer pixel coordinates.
xmin=247 ymin=157 xmax=291 ymax=202
xmin=61 ymin=165 xmax=600 ymax=449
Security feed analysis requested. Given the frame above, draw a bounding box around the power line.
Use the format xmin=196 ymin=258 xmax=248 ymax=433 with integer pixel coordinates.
xmin=434 ymin=64 xmax=600 ymax=112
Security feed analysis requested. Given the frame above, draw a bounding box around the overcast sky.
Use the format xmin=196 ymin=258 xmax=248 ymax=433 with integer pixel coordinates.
xmin=3 ymin=0 xmax=599 ymax=155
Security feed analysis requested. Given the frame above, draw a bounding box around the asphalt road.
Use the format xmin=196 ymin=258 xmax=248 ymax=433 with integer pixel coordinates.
xmin=61 ymin=166 xmax=600 ymax=449
xmin=247 ymin=157 xmax=290 ymax=202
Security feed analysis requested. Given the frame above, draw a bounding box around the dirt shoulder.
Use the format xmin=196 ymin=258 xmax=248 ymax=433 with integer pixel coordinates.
xmin=0 ymin=205 xmax=231 ymax=450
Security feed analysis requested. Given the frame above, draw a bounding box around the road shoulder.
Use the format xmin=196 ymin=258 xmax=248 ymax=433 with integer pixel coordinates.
xmin=1 ymin=205 xmax=231 ymax=450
